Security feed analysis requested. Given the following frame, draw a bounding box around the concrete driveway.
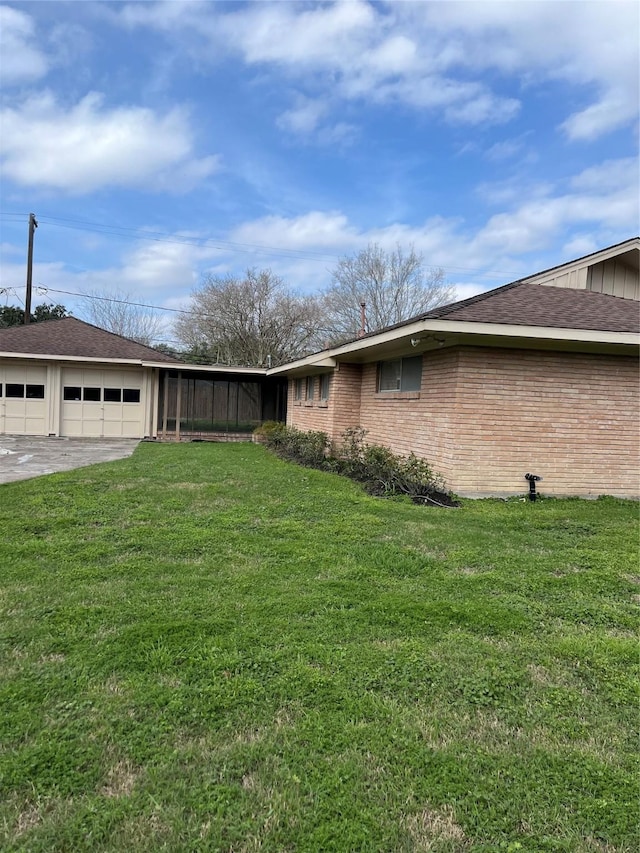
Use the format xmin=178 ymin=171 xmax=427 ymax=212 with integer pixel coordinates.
xmin=0 ymin=435 xmax=140 ymax=485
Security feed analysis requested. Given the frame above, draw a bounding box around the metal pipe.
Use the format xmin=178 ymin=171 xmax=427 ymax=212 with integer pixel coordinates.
xmin=525 ymin=473 xmax=542 ymax=501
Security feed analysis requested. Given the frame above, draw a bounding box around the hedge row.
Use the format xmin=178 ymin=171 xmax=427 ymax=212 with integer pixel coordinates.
xmin=256 ymin=423 xmax=459 ymax=507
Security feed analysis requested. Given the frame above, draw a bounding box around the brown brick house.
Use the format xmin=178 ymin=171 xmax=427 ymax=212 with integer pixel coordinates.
xmin=271 ymin=239 xmax=640 ymax=498
xmin=1 ymin=239 xmax=638 ymax=497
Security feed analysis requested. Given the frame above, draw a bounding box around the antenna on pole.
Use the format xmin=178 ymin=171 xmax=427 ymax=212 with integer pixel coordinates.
xmin=24 ymin=213 xmax=38 ymax=325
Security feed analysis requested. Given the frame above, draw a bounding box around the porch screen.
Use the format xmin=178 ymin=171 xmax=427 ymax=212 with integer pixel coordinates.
xmin=159 ymin=376 xmax=262 ymax=433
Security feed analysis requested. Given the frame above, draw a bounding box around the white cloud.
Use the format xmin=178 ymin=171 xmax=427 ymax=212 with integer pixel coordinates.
xmin=483 ymin=135 xmax=537 ymax=164
xmin=118 ymin=234 xmax=223 ymax=289
xmin=0 ymin=4 xmax=49 ymax=84
xmin=276 ymin=97 xmax=357 ymax=147
xmin=0 ymin=91 xmax=219 ymax=194
xmin=221 ymin=0 xmax=377 ymax=67
xmin=411 ymin=0 xmax=639 ymax=141
xmin=569 ymin=157 xmax=638 ymax=193
xmin=561 ymin=234 xmax=601 ymax=259
xmin=116 ymin=0 xmax=638 ymax=139
xmin=277 ymin=97 xmax=327 ymax=135
xmin=0 ymin=229 xmax=226 ymax=322
xmin=223 ymin=155 xmax=638 ymax=290
xmin=230 ymin=211 xmax=359 ymax=253
xmin=561 ymin=94 xmax=635 ymax=142
xmin=471 ymin=157 xmax=639 ymax=256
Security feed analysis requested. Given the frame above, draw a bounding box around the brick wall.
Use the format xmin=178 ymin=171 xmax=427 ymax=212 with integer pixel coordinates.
xmin=359 ymin=348 xmax=459 ymax=485
xmin=287 ymin=347 xmax=639 ymax=499
xmin=448 ymin=347 xmax=639 ymax=498
xmin=287 ymin=364 xmax=362 ymax=442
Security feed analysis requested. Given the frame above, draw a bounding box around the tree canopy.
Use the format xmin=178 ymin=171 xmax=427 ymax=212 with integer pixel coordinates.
xmin=174 ymin=269 xmax=322 ymax=367
xmin=320 ymin=244 xmax=455 ymax=342
xmin=0 ymin=303 xmax=69 ymax=328
xmin=79 ymin=290 xmax=164 ymax=346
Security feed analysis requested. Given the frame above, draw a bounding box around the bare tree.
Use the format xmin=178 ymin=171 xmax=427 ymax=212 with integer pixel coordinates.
xmin=321 ymin=244 xmax=455 ymax=342
xmin=174 ymin=269 xmax=322 ymax=367
xmin=80 ymin=290 xmax=165 ymax=346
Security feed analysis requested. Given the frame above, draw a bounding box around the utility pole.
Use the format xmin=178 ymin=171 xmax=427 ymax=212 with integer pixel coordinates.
xmin=24 ymin=212 xmax=38 ymax=324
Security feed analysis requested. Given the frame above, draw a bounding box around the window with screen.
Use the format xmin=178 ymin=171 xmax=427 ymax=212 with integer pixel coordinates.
xmin=319 ymin=374 xmax=330 ymax=400
xmin=377 ymin=356 xmax=422 ymax=392
xmin=305 ymin=376 xmax=314 ymax=401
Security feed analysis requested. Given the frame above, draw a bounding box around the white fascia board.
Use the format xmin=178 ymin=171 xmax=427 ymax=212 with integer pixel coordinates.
xmin=266 ymin=320 xmax=639 ymax=373
xmin=268 ymin=356 xmax=336 ymax=375
xmin=0 ymin=351 xmax=147 ymax=366
xmin=524 ymin=238 xmax=639 ymax=284
xmin=143 ymin=361 xmax=268 ymax=375
xmin=416 ymin=319 xmax=639 ymax=346
xmin=0 ymin=351 xmax=270 ymax=374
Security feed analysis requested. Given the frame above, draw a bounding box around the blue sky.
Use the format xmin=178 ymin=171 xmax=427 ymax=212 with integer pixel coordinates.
xmin=1 ymin=0 xmax=638 ymax=345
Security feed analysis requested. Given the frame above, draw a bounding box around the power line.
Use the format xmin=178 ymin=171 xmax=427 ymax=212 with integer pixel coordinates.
xmin=37 ymin=286 xmax=197 ymax=317
xmin=32 ymin=216 xmax=343 ymax=264
xmin=0 ymin=209 xmax=524 ymax=277
xmin=1 ymin=211 xmax=339 ymax=264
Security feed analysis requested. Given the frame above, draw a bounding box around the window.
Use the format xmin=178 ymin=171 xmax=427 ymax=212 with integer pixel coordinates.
xmin=305 ymin=376 xmax=314 ymax=401
xmin=104 ymin=388 xmax=122 ymax=403
xmin=26 ymin=384 xmax=45 ymax=399
xmin=6 ymin=383 xmax=25 ymax=398
xmin=0 ymin=384 xmax=3 ymax=397
xmin=63 ymin=387 xmax=82 ymax=401
xmin=294 ymin=378 xmax=303 ymax=401
xmin=319 ymin=374 xmax=330 ymax=400
xmin=83 ymin=387 xmax=101 ymax=402
xmin=378 ymin=356 xmax=422 ymax=392
xmin=123 ymin=388 xmax=141 ymax=403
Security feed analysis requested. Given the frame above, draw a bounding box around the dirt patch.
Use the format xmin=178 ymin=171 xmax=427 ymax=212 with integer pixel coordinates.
xmin=406 ymin=805 xmax=468 ymax=850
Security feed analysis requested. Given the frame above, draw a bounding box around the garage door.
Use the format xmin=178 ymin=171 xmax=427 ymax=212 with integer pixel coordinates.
xmin=61 ymin=368 xmax=145 ymax=438
xmin=0 ymin=363 xmax=48 ymax=435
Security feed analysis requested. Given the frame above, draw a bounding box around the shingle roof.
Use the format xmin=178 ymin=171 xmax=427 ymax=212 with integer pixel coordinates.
xmin=0 ymin=317 xmax=182 ymax=362
xmin=360 ymin=281 xmax=639 ymax=340
xmin=420 ymin=281 xmax=639 ymax=333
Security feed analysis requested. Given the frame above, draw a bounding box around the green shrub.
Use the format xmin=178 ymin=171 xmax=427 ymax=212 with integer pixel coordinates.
xmin=253 ymin=420 xmax=286 ymax=438
xmin=261 ymin=423 xmax=330 ymax=468
xmin=261 ymin=423 xmax=457 ymax=506
xmin=335 ymin=427 xmax=448 ymax=502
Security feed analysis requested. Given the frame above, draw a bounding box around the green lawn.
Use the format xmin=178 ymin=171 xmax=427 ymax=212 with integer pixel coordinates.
xmin=0 ymin=442 xmax=637 ymax=852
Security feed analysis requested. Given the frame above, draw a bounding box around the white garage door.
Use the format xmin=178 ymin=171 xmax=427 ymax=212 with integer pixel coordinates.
xmin=61 ymin=368 xmax=145 ymax=438
xmin=0 ymin=363 xmax=48 ymax=435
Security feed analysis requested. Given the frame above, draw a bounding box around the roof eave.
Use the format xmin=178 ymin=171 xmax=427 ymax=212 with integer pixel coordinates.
xmin=267 ymin=320 xmax=639 ymax=373
xmin=0 ymin=351 xmax=161 ymax=366
xmin=142 ymin=361 xmax=268 ymax=375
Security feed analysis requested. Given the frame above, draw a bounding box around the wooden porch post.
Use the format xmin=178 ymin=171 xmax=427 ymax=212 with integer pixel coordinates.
xmin=175 ymin=371 xmax=182 ymax=442
xmin=162 ymin=372 xmax=169 ymax=439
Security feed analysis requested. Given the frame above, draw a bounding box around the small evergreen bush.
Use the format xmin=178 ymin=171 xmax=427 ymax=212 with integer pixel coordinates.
xmin=261 ymin=423 xmax=330 ymax=468
xmin=260 ymin=423 xmax=457 ymax=507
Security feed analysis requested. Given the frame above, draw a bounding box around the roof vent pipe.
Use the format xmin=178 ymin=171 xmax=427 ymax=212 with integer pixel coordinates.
xmin=357 ymin=302 xmax=366 ymax=338
xmin=525 ymin=473 xmax=542 ymax=501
